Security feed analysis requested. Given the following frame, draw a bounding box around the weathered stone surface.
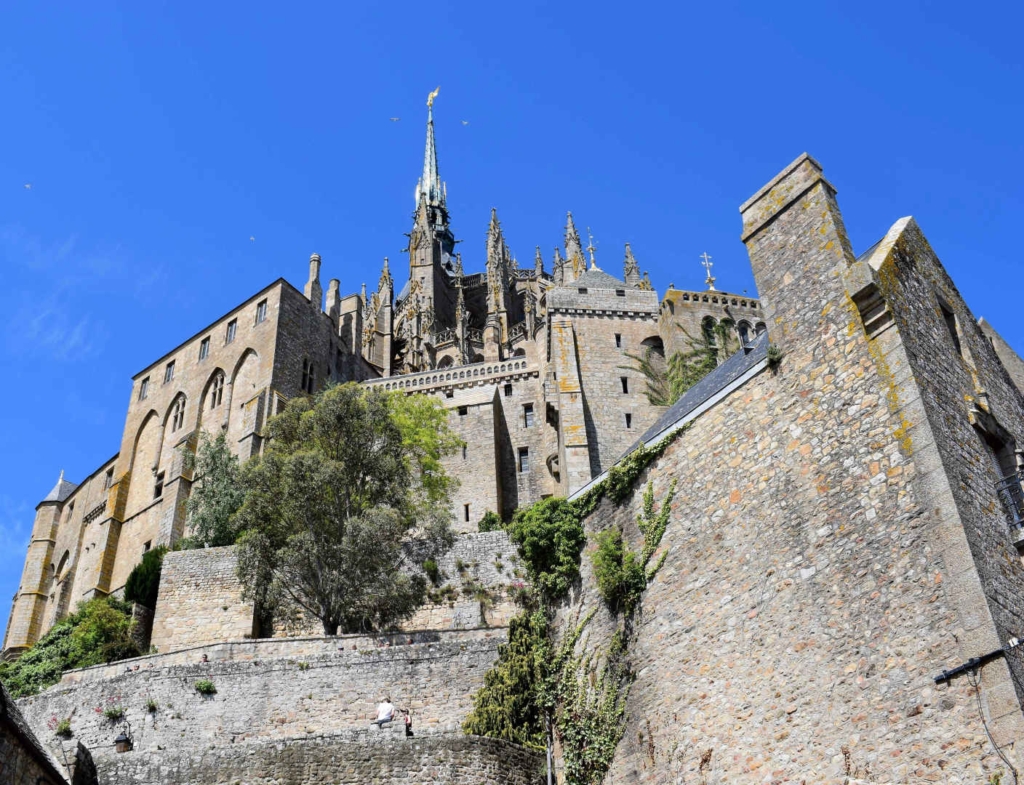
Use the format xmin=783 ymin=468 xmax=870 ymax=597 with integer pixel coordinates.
xmin=101 ymin=732 xmax=541 ymax=785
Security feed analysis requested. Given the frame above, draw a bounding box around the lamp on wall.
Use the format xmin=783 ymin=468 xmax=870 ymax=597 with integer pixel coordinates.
xmin=114 ymin=720 xmax=134 ymax=753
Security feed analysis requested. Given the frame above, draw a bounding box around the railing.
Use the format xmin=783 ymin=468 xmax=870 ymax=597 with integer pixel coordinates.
xmin=509 ymin=322 xmax=527 ymax=341
xmin=466 ymin=328 xmax=484 ymax=344
xmin=433 ymin=327 xmax=456 ymax=346
xmin=996 ymin=471 xmax=1024 ymax=530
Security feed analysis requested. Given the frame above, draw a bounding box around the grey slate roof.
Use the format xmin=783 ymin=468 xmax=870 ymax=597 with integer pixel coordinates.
xmin=41 ymin=474 xmax=78 ymax=504
xmin=620 ymin=332 xmax=770 ymax=458
xmin=570 ymin=267 xmax=628 ymax=290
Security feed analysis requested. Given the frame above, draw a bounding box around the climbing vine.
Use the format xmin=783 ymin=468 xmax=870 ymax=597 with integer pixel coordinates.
xmin=465 ymin=427 xmax=681 ymax=783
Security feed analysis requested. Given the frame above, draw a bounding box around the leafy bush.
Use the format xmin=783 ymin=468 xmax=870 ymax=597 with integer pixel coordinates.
xmin=477 ymin=510 xmax=502 ymax=533
xmin=194 ymin=679 xmax=217 ymax=695
xmin=124 ymin=546 xmax=168 ymax=609
xmin=591 ymin=529 xmax=646 ymax=615
xmin=0 ymin=597 xmax=140 ymax=698
xmin=48 ymin=715 xmax=73 ymax=738
xmin=423 ymin=558 xmax=441 ymax=585
xmin=145 ymin=698 xmax=158 ymax=712
xmin=507 ymin=497 xmax=585 ymax=603
xmin=103 ymin=704 xmax=125 ymax=722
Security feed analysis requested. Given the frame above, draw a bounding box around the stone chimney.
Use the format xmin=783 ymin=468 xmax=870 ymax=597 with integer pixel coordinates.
xmin=739 ymin=153 xmax=856 ymax=371
xmin=304 ymin=253 xmax=323 ymax=312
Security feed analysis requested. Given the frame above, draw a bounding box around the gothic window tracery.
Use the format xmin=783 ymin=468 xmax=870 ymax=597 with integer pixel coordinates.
xmin=208 ymin=372 xmax=225 ymax=410
xmin=170 ymin=395 xmax=186 ymax=433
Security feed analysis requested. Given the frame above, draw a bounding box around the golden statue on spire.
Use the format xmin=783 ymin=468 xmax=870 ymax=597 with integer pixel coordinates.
xmin=427 ymin=86 xmax=440 ymax=108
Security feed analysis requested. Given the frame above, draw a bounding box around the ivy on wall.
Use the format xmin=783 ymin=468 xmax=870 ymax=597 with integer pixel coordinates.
xmin=464 ymin=428 xmax=683 ymax=783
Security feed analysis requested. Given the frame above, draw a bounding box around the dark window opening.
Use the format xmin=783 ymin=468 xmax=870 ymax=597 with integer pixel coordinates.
xmin=620 ymin=377 xmax=629 ymax=394
xmin=104 ymin=468 xmax=114 ymax=490
xmin=625 ymin=413 xmax=632 ymax=429
xmin=154 ymin=472 xmax=165 ymax=499
xmin=615 ymin=289 xmax=625 ymax=297
xmin=209 ymin=373 xmax=225 ymax=410
xmin=615 ymin=334 xmax=621 ymax=349
xmin=462 ymin=445 xmax=467 ymax=460
xmin=171 ymin=397 xmax=186 ymax=432
xmin=518 ymin=447 xmax=530 ymax=473
xmin=255 ymin=299 xmax=268 ymax=324
xmin=464 ymin=504 xmax=470 ymax=522
xmin=199 ymin=337 xmax=210 ymax=361
xmin=504 ymin=383 xmax=513 ymax=397
xmin=139 ymin=377 xmax=149 ymax=401
xmin=301 ymin=359 xmax=315 ymax=394
xmin=523 ymin=403 xmax=534 ymax=428
xmin=143 ymin=541 xmax=152 ymax=553
xmin=164 ymin=361 xmax=175 ymax=384
xmin=226 ymin=319 xmax=238 ymax=344
xmin=578 ymin=287 xmax=588 ymax=294
xmin=458 ymin=406 xmax=468 ymax=416
xmin=939 ymin=300 xmax=963 ymax=357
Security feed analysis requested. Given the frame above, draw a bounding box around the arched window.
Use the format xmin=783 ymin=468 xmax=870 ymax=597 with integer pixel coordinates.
xmin=208 ymin=372 xmax=225 ymax=410
xmin=170 ymin=395 xmax=186 ymax=433
xmin=301 ymin=359 xmax=315 ymax=394
xmin=437 ymin=355 xmax=454 ymax=369
xmin=702 ymin=317 xmax=718 ymax=347
xmin=512 ymin=348 xmax=526 ymax=357
xmin=755 ymin=322 xmax=767 ymax=336
xmin=737 ymin=321 xmax=752 ymax=345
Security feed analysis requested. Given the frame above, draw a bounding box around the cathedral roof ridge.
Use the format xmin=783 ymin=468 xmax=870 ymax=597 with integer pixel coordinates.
xmin=570 ymin=266 xmax=628 ymax=290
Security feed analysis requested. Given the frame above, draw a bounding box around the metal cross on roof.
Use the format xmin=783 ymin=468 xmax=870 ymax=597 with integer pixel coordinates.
xmin=700 ymin=252 xmax=716 ymax=291
xmin=586 ymin=228 xmax=598 ymax=269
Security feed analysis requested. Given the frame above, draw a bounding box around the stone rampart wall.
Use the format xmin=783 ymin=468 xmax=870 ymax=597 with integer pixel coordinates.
xmin=17 ymin=632 xmax=506 ymax=761
xmin=100 ymin=732 xmax=542 ymax=785
xmin=150 ymin=546 xmax=254 ymax=654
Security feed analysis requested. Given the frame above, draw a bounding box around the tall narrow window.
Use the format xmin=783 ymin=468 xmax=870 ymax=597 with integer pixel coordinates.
xmin=504 ymin=383 xmax=513 ymax=397
xmin=171 ymin=397 xmax=186 ymax=432
xmin=464 ymin=504 xmax=471 ymax=522
xmin=143 ymin=541 xmax=152 ymax=553
xmin=939 ymin=300 xmax=963 ymax=357
xmin=198 ymin=337 xmax=211 ymax=361
xmin=615 ymin=334 xmax=622 ymax=349
xmin=620 ymin=377 xmax=629 ymax=394
xmin=164 ymin=361 xmax=175 ymax=384
xmin=138 ymin=377 xmax=149 ymax=401
xmin=226 ymin=319 xmax=237 ymax=344
xmin=209 ymin=372 xmax=225 ymax=410
xmin=462 ymin=445 xmax=468 ymax=460
xmin=104 ymin=468 xmax=114 ymax=490
xmin=65 ymin=501 xmax=75 ymax=523
xmin=625 ymin=413 xmax=632 ymax=429
xmin=301 ymin=359 xmax=315 ymax=394
xmin=523 ymin=403 xmax=534 ymax=428
xmin=255 ymin=299 xmax=268 ymax=324
xmin=154 ymin=472 xmax=165 ymax=499
xmin=518 ymin=447 xmax=530 ymax=473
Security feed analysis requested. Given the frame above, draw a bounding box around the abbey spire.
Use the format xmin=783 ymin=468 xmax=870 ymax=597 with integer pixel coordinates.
xmin=564 ymin=212 xmax=585 ymax=283
xmin=416 ymin=87 xmax=445 ymax=209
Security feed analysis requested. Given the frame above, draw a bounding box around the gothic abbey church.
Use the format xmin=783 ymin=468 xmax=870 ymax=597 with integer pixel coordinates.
xmin=3 ymin=102 xmax=761 ymax=656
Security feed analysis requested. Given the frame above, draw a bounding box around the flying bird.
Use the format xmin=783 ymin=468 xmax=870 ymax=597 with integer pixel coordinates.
xmin=460 ymin=120 xmax=469 ymax=126
xmin=249 ymin=236 xmax=255 ymax=242
xmin=389 ymin=117 xmax=400 ymax=122
xmin=23 ymin=183 xmax=31 ymax=190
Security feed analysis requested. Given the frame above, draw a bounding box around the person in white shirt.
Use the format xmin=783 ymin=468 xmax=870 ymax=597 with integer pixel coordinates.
xmin=370 ymin=696 xmax=395 ymax=727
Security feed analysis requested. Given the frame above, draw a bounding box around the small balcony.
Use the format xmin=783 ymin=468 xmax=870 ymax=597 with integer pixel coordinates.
xmin=995 ymin=471 xmax=1024 ymax=541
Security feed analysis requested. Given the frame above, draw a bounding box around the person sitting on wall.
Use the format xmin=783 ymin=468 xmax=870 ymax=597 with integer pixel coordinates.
xmin=370 ymin=696 xmax=395 ymax=728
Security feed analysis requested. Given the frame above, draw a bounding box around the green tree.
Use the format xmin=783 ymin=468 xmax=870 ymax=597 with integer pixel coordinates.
xmin=234 ymin=383 xmax=459 ymax=635
xmin=0 ymin=597 xmax=139 ymax=698
xmin=124 ymin=545 xmax=169 ymax=608
xmin=183 ymin=431 xmax=246 ymax=548
xmin=506 ymin=497 xmax=585 ymax=602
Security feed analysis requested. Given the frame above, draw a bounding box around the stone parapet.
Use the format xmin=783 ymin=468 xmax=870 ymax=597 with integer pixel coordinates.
xmin=100 ymin=732 xmax=542 ymax=785
xmin=17 ymin=631 xmax=507 ymax=762
xmin=366 ymin=358 xmax=535 ymax=394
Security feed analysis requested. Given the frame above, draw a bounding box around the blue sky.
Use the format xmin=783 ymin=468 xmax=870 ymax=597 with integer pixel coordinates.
xmin=1 ymin=2 xmax=1022 ymax=628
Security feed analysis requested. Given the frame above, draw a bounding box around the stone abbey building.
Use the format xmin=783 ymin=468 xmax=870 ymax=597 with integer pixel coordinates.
xmin=3 ymin=102 xmax=763 ymax=657
xmin=7 ymin=105 xmax=1024 ymax=783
